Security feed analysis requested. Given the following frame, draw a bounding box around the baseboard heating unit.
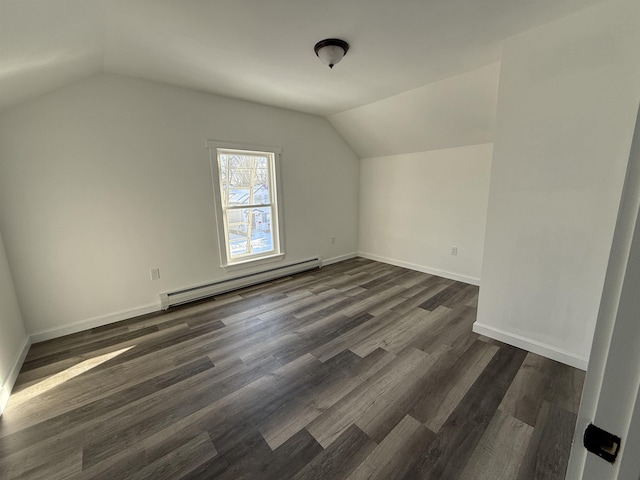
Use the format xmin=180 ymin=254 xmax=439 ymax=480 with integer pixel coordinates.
xmin=160 ymin=257 xmax=322 ymax=309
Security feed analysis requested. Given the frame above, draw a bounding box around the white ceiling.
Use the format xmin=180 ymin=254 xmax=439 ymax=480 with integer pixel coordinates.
xmin=330 ymin=63 xmax=501 ymax=158
xmin=0 ymin=0 xmax=603 ymax=116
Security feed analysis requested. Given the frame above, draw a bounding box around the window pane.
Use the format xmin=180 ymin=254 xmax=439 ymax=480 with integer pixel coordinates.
xmin=227 ymin=206 xmax=275 ymax=259
xmin=219 ymin=152 xmax=272 ymax=207
xmin=254 ymin=157 xmax=271 ymax=205
xmin=250 ymin=206 xmax=274 ymax=255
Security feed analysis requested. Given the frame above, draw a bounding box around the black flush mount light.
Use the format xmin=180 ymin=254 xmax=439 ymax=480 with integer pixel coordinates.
xmin=314 ymin=39 xmax=349 ymax=69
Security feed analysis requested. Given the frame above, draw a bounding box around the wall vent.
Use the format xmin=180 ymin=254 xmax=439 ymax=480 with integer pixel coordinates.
xmin=159 ymin=257 xmax=321 ymax=309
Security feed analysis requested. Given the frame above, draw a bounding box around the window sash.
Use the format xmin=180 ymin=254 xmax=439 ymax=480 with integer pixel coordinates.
xmin=218 ymin=149 xmax=275 ymax=209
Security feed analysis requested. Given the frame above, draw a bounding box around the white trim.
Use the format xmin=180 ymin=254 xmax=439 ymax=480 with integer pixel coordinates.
xmin=205 ymin=140 xmax=282 ymax=155
xmin=30 ymin=302 xmax=161 ymax=343
xmin=321 ymin=252 xmax=359 ymax=266
xmin=222 ymin=253 xmax=285 ymax=272
xmin=472 ymin=322 xmax=588 ymax=370
xmin=0 ymin=335 xmax=31 ymax=415
xmin=357 ymin=251 xmax=481 ymax=286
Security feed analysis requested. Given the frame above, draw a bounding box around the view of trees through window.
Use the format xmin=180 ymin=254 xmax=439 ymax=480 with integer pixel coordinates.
xmin=218 ymin=149 xmax=277 ymax=259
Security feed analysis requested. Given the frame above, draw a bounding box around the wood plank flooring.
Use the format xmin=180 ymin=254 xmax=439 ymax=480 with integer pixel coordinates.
xmin=0 ymin=258 xmax=585 ymax=479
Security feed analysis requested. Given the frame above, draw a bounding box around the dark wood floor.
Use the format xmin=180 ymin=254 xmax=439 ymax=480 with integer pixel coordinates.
xmin=0 ymin=258 xmax=585 ymax=479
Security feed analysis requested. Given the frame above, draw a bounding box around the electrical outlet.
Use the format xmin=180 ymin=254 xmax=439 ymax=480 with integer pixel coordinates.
xmin=150 ymin=268 xmax=160 ymax=280
xmin=451 ymin=246 xmax=458 ymax=256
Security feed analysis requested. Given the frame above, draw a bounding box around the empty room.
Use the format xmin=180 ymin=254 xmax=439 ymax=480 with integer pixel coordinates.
xmin=1 ymin=0 xmax=640 ymax=479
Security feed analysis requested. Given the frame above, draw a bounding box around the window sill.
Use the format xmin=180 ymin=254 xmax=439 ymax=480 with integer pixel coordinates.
xmin=221 ymin=253 xmax=285 ymax=272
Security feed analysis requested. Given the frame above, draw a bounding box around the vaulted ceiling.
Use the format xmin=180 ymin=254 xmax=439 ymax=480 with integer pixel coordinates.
xmin=0 ymin=0 xmax=603 ymax=116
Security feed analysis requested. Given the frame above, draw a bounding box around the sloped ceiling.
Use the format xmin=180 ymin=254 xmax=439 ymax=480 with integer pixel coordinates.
xmin=330 ymin=63 xmax=500 ymax=158
xmin=0 ymin=0 xmax=604 ymax=116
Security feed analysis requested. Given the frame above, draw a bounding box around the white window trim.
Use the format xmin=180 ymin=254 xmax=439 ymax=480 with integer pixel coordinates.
xmin=206 ymin=140 xmax=285 ymax=270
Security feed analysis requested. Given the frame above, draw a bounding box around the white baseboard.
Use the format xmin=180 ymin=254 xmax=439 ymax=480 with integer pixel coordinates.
xmin=357 ymin=251 xmax=481 ymax=286
xmin=30 ymin=302 xmax=161 ymax=344
xmin=322 ymin=252 xmax=358 ymax=266
xmin=472 ymin=322 xmax=588 ymax=370
xmin=0 ymin=335 xmax=31 ymax=415
xmin=29 ymin=256 xmax=357 ymax=343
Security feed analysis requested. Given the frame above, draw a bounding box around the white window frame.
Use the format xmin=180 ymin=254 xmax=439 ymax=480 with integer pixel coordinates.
xmin=206 ymin=140 xmax=285 ymax=270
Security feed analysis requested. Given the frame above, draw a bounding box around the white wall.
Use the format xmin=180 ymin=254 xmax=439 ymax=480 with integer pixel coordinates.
xmin=475 ymin=0 xmax=640 ymax=369
xmin=329 ymin=63 xmax=500 ymax=159
xmin=0 ymin=229 xmax=29 ymax=414
xmin=566 ymin=106 xmax=640 ymax=480
xmin=359 ymin=145 xmax=492 ymax=284
xmin=330 ymin=64 xmax=499 ymax=283
xmin=0 ymin=73 xmax=360 ymax=339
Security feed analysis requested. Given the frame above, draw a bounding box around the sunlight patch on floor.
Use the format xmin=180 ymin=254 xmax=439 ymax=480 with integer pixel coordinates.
xmin=8 ymin=346 xmax=134 ymax=408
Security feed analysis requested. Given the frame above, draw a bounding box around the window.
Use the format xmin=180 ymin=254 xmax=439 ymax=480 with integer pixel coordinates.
xmin=207 ymin=141 xmax=284 ymax=268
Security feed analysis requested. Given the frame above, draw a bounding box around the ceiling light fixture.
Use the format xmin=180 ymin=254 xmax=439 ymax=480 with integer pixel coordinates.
xmin=314 ymin=39 xmax=349 ymax=69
